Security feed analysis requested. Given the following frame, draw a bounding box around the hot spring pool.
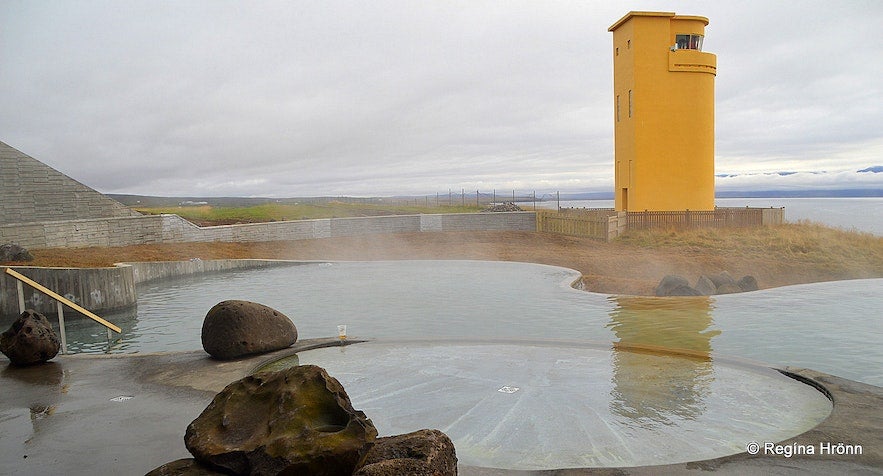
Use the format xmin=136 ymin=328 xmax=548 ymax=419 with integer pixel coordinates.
xmin=5 ymin=260 xmax=876 ymax=470
xmin=259 ymin=340 xmax=831 ymax=469
xmin=33 ymin=260 xmax=882 ymax=387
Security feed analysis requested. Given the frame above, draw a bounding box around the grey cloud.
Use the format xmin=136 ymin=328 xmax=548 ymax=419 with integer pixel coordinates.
xmin=1 ymin=1 xmax=880 ymax=197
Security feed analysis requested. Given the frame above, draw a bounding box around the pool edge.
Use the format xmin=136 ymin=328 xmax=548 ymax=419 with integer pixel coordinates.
xmin=4 ymin=339 xmax=878 ymax=474
xmin=256 ymin=339 xmax=880 ymax=475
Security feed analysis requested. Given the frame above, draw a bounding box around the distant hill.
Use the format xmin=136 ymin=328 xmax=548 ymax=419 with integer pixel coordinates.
xmin=858 ymin=166 xmax=883 ymax=173
xmin=109 ymin=188 xmax=882 ymax=207
xmin=107 ymin=194 xmax=376 ymax=207
xmin=558 ymin=189 xmax=881 ymax=200
xmin=714 ymin=189 xmax=882 ymax=198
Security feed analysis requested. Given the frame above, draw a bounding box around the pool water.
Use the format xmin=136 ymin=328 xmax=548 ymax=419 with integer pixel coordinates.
xmin=5 ymin=259 xmax=871 ymax=470
xmin=262 ymin=341 xmax=831 ymax=469
xmin=31 ymin=260 xmax=882 ymax=387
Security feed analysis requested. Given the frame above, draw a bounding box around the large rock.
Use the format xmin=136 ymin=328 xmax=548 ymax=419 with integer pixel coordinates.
xmin=201 ymin=300 xmax=297 ymax=360
xmin=654 ymin=275 xmax=701 ymax=296
xmin=708 ymin=271 xmax=737 ymax=289
xmin=145 ymin=458 xmax=225 ymax=475
xmin=0 ymin=243 xmax=33 ymax=262
xmin=1 ymin=310 xmax=61 ymax=365
xmin=355 ymin=429 xmax=458 ymax=476
xmin=694 ymin=275 xmax=717 ymax=296
xmin=716 ymin=283 xmax=744 ymax=294
xmin=185 ymin=365 xmax=377 ymax=475
xmin=737 ymin=275 xmax=759 ymax=292
xmin=654 ymin=275 xmax=688 ymax=296
xmin=668 ymin=285 xmax=703 ymax=296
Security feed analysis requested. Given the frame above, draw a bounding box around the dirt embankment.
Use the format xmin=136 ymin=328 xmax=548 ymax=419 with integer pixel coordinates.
xmin=7 ymin=229 xmax=881 ymax=295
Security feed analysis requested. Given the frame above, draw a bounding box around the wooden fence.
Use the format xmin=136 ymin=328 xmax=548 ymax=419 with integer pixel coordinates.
xmin=626 ymin=207 xmax=779 ymax=230
xmin=536 ymin=209 xmax=619 ymax=241
xmin=537 ymin=207 xmax=784 ymax=241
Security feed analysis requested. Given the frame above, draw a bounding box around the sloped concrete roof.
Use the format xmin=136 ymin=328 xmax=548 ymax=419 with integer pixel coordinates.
xmin=0 ymin=141 xmax=140 ymax=225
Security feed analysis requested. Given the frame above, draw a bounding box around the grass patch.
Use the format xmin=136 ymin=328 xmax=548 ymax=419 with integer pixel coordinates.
xmin=616 ymin=221 xmax=883 ymax=275
xmin=134 ymin=201 xmax=483 ymax=225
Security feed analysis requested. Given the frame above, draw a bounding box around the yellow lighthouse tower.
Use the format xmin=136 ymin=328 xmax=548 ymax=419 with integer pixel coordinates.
xmin=609 ymin=12 xmax=717 ymax=211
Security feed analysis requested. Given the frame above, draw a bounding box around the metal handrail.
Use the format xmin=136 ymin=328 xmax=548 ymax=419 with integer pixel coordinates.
xmin=4 ymin=268 xmax=121 ymax=354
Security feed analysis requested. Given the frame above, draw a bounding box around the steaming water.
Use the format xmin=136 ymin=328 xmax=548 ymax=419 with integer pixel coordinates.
xmin=12 ymin=260 xmax=869 ymax=469
xmin=273 ymin=341 xmax=830 ymax=469
xmin=539 ymin=197 xmax=883 ymax=235
xmin=37 ymin=260 xmax=883 ymax=387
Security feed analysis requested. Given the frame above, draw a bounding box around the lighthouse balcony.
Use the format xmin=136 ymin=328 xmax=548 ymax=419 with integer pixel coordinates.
xmin=669 ymin=49 xmax=717 ymax=75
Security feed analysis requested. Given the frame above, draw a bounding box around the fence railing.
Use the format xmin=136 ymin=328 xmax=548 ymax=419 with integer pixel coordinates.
xmin=626 ymin=207 xmax=771 ymax=230
xmin=4 ymin=267 xmax=121 ymax=354
xmin=536 ymin=209 xmax=619 ymax=241
xmin=537 ymin=207 xmax=784 ymax=241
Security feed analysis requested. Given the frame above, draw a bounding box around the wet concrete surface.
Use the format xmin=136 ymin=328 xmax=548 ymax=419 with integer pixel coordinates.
xmin=0 ymin=339 xmax=339 ymax=475
xmin=1 ymin=339 xmax=880 ymax=475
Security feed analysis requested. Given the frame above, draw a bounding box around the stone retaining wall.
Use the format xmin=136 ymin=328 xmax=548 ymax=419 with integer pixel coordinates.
xmin=0 ymin=212 xmax=535 ymax=318
xmin=1 ymin=265 xmax=136 ymax=318
xmin=0 ymin=260 xmax=307 ymax=318
xmin=1 ymin=212 xmax=536 ymax=249
xmin=1 ymin=140 xmax=142 ymax=225
xmin=1 ymin=215 xmax=166 ymax=249
xmin=121 ymin=259 xmax=306 ymax=285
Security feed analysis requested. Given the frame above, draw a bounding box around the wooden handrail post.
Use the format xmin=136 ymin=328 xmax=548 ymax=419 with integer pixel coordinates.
xmin=16 ymin=280 xmax=25 ymax=314
xmin=4 ymin=268 xmax=121 ymax=334
xmin=56 ymin=300 xmax=67 ymax=354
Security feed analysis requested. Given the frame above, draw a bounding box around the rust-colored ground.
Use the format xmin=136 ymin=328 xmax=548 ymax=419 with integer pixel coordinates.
xmin=10 ymin=231 xmax=880 ymax=295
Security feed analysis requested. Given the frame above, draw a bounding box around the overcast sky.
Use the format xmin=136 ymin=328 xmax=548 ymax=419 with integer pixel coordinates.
xmin=2 ymin=1 xmax=881 ymax=197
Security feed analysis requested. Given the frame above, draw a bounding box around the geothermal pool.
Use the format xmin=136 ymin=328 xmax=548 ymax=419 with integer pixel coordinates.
xmin=35 ymin=260 xmax=883 ymax=387
xmin=5 ymin=260 xmax=875 ymax=469
xmin=260 ymin=341 xmax=831 ymax=469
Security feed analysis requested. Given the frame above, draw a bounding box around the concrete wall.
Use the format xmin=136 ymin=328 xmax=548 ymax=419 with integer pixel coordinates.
xmin=122 ymin=259 xmax=306 ymax=285
xmin=1 ymin=212 xmax=537 ymax=249
xmin=158 ymin=212 xmax=536 ymax=243
xmin=1 ymin=141 xmax=141 ymax=225
xmin=0 ymin=260 xmax=311 ymax=318
xmin=1 ymin=215 xmax=166 ymax=249
xmin=1 ymin=265 xmax=136 ymax=317
xmin=0 ymin=212 xmax=536 ymax=318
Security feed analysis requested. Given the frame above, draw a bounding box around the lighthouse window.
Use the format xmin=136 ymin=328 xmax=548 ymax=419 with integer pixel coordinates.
xmin=675 ymin=34 xmax=703 ymax=51
xmin=628 ymin=90 xmax=633 ymax=118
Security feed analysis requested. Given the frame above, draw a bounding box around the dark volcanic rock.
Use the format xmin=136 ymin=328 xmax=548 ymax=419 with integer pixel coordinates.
xmin=200 ymin=300 xmax=297 ymax=360
xmin=0 ymin=243 xmax=33 ymax=262
xmin=185 ymin=365 xmax=377 ymax=476
xmin=145 ymin=458 xmax=226 ymax=475
xmin=694 ymin=275 xmax=717 ymax=296
xmin=1 ymin=310 xmax=61 ymax=365
xmin=660 ymin=272 xmax=757 ymax=296
xmin=655 ymin=275 xmax=701 ymax=296
xmin=708 ymin=271 xmax=737 ymax=289
xmin=716 ymin=283 xmax=744 ymax=294
xmin=355 ymin=429 xmax=458 ymax=476
xmin=655 ymin=275 xmax=688 ymax=296
xmin=737 ymin=275 xmax=759 ymax=292
xmin=668 ymin=285 xmax=703 ymax=296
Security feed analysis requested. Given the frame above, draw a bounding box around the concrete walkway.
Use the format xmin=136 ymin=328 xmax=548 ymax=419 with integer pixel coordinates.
xmin=0 ymin=339 xmax=879 ymax=475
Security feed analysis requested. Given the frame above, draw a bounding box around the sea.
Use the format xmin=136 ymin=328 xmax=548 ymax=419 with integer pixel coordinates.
xmin=533 ymin=197 xmax=883 ymax=236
